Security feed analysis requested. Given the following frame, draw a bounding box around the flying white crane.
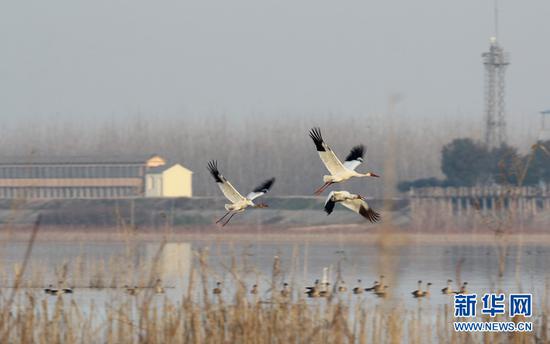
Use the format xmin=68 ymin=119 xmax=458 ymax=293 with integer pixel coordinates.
xmin=324 ymin=191 xmax=381 ymax=223
xmin=309 ymin=127 xmax=379 ymax=195
xmin=207 ymin=160 xmax=275 ymax=226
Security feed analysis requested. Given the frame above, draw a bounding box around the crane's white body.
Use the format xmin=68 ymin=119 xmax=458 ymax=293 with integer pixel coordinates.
xmin=208 ymin=161 xmax=274 ymax=226
xmin=212 ymin=172 xmax=264 ymax=211
xmin=324 ymin=191 xmax=381 ymax=223
xmin=323 ymin=169 xmax=369 ymax=183
xmin=309 ymin=128 xmax=378 ymax=194
xmin=225 ymin=198 xmax=254 ymax=212
xmin=316 ymin=142 xmax=373 ymax=183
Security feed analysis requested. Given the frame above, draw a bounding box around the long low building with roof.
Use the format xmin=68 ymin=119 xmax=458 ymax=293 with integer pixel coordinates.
xmin=0 ymin=154 xmax=192 ymax=199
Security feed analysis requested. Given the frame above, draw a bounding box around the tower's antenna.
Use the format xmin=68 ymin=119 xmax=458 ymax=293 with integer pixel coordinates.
xmin=494 ymin=0 xmax=499 ymax=40
xmin=482 ymin=0 xmax=509 ymax=149
xmin=539 ymin=110 xmax=550 ymax=141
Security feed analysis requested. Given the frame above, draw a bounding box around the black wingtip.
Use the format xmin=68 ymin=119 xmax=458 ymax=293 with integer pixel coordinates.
xmin=345 ymin=145 xmax=365 ymax=162
xmin=207 ymin=160 xmax=223 ymax=183
xmin=359 ymin=206 xmax=380 ymax=223
xmin=253 ymin=177 xmax=276 ymax=193
xmin=309 ymin=127 xmax=326 ymax=152
xmin=324 ymin=199 xmax=336 ymax=215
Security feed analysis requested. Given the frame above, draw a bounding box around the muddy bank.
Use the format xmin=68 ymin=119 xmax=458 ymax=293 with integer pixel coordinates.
xmin=0 ymin=197 xmax=548 ymax=233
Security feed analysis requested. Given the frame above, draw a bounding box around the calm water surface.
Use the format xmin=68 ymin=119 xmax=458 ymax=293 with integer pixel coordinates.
xmin=0 ymin=238 xmax=548 ymax=312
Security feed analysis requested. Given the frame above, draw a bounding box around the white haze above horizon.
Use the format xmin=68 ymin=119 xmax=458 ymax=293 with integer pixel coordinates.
xmin=0 ymin=0 xmax=549 ymax=128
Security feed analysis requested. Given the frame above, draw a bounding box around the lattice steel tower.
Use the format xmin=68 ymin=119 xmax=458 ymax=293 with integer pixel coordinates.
xmin=482 ymin=1 xmax=509 ymax=149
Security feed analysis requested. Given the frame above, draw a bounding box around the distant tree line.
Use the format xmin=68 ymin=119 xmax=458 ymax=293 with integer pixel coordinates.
xmin=0 ymin=114 xmax=481 ymax=197
xmin=0 ymin=114 xmax=541 ymax=197
xmin=398 ymin=138 xmax=550 ymax=192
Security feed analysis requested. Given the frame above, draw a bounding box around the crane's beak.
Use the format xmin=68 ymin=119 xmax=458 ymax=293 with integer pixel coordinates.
xmin=255 ymin=203 xmax=269 ymax=208
xmin=367 ymin=172 xmax=380 ymax=178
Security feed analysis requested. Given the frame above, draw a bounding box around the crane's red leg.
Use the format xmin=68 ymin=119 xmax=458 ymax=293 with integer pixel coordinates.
xmin=221 ymin=212 xmax=238 ymax=227
xmin=314 ymin=182 xmax=333 ymax=195
xmin=215 ymin=211 xmax=232 ymax=224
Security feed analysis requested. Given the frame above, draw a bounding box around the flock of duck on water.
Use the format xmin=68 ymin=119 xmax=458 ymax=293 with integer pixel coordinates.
xmin=43 ymin=278 xmax=166 ymax=296
xmin=208 ymin=127 xmax=381 ymax=226
xmin=43 ymin=277 xmax=469 ymax=299
xmin=210 ymin=277 xmax=469 ymax=299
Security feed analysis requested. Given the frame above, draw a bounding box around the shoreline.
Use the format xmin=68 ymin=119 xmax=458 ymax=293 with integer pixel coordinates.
xmin=0 ymin=225 xmax=549 ymax=245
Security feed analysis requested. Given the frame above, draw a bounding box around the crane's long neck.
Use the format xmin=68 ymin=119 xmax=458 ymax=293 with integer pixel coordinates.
xmin=358 ymin=172 xmax=378 ymax=178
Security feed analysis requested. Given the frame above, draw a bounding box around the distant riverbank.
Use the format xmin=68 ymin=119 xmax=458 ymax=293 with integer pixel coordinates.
xmin=2 ymin=226 xmax=550 ymax=246
xmin=0 ymin=197 xmax=548 ymax=233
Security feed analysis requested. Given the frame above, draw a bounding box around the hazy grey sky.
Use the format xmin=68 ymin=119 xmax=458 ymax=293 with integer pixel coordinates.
xmin=1 ymin=0 xmax=548 ymax=123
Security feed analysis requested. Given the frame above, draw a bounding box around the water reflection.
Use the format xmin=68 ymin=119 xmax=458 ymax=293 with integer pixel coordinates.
xmin=0 ymin=239 xmax=548 ymax=309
